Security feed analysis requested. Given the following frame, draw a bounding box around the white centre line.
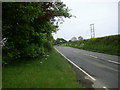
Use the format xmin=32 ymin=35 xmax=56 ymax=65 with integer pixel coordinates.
xmin=55 ymin=47 xmax=113 ymax=89
xmin=84 ymin=54 xmax=120 ymax=65
xmin=89 ymin=55 xmax=98 ymax=58
xmin=84 ymin=54 xmax=98 ymax=59
xmin=84 ymin=54 xmax=89 ymax=56
xmin=108 ymin=60 xmax=120 ymax=65
xmin=55 ymin=48 xmax=96 ymax=81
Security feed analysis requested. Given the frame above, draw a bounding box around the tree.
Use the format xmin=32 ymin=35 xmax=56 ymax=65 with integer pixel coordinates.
xmin=2 ymin=2 xmax=71 ymax=64
xmin=54 ymin=38 xmax=67 ymax=45
xmin=71 ymin=37 xmax=77 ymax=41
xmin=78 ymin=36 xmax=83 ymax=40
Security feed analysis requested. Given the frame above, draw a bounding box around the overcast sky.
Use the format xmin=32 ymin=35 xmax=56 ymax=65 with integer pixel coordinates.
xmin=53 ymin=0 xmax=119 ymax=41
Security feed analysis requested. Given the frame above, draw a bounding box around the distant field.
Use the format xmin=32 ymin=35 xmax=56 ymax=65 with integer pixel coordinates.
xmin=2 ymin=49 xmax=83 ymax=88
xmin=63 ymin=35 xmax=120 ymax=56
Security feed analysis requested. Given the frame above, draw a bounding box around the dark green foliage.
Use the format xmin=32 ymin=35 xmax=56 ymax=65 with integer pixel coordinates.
xmin=54 ymin=38 xmax=67 ymax=45
xmin=78 ymin=36 xmax=83 ymax=40
xmin=2 ymin=2 xmax=71 ymax=64
xmin=64 ymin=35 xmax=120 ymax=56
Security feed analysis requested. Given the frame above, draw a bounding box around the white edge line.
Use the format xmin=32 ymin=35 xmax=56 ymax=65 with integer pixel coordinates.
xmin=103 ymin=86 xmax=109 ymax=90
xmin=54 ymin=47 xmax=96 ymax=81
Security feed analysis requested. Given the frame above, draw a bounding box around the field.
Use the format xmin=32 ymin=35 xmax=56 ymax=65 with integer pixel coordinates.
xmin=2 ymin=49 xmax=83 ymax=88
xmin=63 ymin=35 xmax=120 ymax=56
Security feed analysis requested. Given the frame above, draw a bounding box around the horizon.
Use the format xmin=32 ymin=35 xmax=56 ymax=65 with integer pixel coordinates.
xmin=53 ymin=0 xmax=119 ymax=41
xmin=54 ymin=34 xmax=119 ymax=41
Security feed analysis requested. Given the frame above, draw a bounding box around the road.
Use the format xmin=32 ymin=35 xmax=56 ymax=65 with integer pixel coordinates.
xmin=55 ymin=46 xmax=119 ymax=89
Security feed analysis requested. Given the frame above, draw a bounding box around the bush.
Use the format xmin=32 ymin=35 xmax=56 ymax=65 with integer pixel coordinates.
xmin=2 ymin=2 xmax=71 ymax=64
xmin=23 ymin=44 xmax=44 ymax=58
xmin=3 ymin=45 xmax=20 ymax=64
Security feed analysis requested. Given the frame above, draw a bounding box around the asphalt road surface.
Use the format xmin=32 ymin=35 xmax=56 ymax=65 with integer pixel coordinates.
xmin=55 ymin=46 xmax=119 ymax=89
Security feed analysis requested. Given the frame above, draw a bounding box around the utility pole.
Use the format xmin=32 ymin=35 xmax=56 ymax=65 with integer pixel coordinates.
xmin=90 ymin=24 xmax=95 ymax=38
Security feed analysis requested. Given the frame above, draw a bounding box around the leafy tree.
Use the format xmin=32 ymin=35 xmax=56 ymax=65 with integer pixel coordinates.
xmin=71 ymin=37 xmax=77 ymax=41
xmin=78 ymin=36 xmax=83 ymax=40
xmin=54 ymin=38 xmax=67 ymax=45
xmin=2 ymin=2 xmax=71 ymax=64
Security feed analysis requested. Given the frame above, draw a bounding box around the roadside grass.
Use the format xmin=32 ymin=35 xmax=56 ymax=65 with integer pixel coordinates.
xmin=0 ymin=49 xmax=1 ymax=89
xmin=63 ymin=35 xmax=120 ymax=56
xmin=2 ymin=49 xmax=84 ymax=88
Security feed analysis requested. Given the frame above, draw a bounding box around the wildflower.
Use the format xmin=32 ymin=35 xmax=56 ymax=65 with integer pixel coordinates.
xmin=40 ymin=62 xmax=42 ymax=64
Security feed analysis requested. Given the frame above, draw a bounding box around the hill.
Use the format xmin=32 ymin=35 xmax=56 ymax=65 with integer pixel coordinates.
xmin=63 ymin=35 xmax=120 ymax=56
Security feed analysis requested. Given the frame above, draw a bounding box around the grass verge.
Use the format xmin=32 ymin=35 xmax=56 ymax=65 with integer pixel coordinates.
xmin=2 ymin=49 xmax=83 ymax=88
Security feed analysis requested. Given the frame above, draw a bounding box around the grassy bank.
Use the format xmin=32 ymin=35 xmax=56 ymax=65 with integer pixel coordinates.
xmin=2 ymin=49 xmax=83 ymax=88
xmin=63 ymin=35 xmax=120 ymax=56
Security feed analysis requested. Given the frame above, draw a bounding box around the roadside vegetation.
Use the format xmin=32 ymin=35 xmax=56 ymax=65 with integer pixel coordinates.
xmin=2 ymin=2 xmax=84 ymax=88
xmin=61 ymin=35 xmax=120 ymax=56
xmin=2 ymin=2 xmax=71 ymax=64
xmin=3 ymin=49 xmax=83 ymax=88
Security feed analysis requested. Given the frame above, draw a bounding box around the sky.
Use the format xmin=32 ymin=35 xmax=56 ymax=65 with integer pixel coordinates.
xmin=53 ymin=0 xmax=119 ymax=41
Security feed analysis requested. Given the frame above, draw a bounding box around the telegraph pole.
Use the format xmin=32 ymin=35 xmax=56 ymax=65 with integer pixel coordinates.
xmin=90 ymin=24 xmax=95 ymax=38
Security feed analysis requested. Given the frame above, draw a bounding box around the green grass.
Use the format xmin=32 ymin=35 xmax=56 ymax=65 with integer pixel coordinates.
xmin=63 ymin=35 xmax=120 ymax=56
xmin=2 ymin=49 xmax=83 ymax=88
xmin=0 ymin=48 xmax=2 ymax=89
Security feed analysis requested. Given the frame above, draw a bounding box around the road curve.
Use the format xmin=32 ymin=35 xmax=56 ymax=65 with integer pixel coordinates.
xmin=55 ymin=46 xmax=119 ymax=89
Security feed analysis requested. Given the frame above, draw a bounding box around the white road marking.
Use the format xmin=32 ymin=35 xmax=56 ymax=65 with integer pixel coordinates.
xmin=55 ymin=48 xmax=96 ymax=81
xmin=89 ymin=55 xmax=98 ymax=58
xmin=84 ymin=54 xmax=89 ymax=56
xmin=84 ymin=54 xmax=120 ymax=65
xmin=84 ymin=54 xmax=98 ymax=58
xmin=103 ymin=86 xmax=109 ymax=90
xmin=108 ymin=60 xmax=120 ymax=65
